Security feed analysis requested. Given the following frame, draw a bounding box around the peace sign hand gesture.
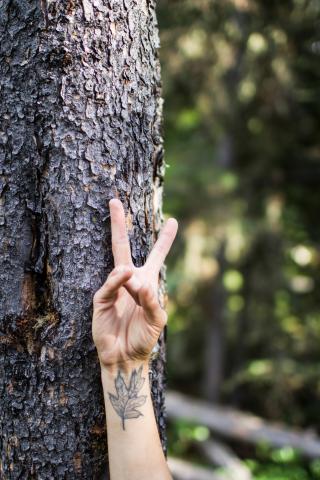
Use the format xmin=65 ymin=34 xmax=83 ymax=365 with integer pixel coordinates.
xmin=92 ymin=199 xmax=178 ymax=372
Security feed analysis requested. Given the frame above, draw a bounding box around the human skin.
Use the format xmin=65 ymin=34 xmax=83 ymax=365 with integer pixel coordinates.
xmin=92 ymin=198 xmax=178 ymax=480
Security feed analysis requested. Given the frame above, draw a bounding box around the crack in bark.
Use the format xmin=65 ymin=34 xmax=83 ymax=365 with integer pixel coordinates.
xmin=40 ymin=0 xmax=49 ymax=28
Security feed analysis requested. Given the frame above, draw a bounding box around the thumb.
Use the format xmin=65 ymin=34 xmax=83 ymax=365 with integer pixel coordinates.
xmin=123 ymin=273 xmax=143 ymax=305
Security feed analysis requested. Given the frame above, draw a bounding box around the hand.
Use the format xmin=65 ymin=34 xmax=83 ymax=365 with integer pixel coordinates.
xmin=92 ymin=199 xmax=178 ymax=371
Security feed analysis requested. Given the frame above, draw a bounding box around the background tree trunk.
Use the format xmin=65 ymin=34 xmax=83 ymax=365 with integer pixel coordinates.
xmin=0 ymin=1 xmax=166 ymax=478
xmin=203 ymin=241 xmax=227 ymax=402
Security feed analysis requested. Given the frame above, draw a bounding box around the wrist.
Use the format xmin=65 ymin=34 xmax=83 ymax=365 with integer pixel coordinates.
xmin=100 ymin=358 xmax=150 ymax=378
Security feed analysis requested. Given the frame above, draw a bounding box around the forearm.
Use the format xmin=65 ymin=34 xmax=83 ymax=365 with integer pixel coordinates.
xmin=101 ymin=360 xmax=172 ymax=480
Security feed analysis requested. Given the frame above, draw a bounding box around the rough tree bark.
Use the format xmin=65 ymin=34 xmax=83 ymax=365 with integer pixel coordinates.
xmin=0 ymin=1 xmax=166 ymax=478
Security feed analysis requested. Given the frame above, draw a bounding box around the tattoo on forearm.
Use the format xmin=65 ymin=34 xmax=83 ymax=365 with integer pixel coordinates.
xmin=108 ymin=365 xmax=147 ymax=430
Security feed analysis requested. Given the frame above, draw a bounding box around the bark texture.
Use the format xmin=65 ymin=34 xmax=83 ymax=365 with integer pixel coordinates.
xmin=0 ymin=1 xmax=166 ymax=478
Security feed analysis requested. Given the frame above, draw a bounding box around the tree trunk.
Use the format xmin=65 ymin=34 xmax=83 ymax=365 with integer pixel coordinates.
xmin=0 ymin=1 xmax=166 ymax=478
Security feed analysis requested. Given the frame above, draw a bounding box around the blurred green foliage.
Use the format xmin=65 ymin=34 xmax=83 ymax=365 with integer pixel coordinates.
xmin=158 ymin=0 xmax=320 ymax=471
xmin=167 ymin=419 xmax=320 ymax=479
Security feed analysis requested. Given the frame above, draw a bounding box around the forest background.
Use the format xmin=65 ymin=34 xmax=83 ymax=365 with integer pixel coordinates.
xmin=158 ymin=1 xmax=320 ymax=478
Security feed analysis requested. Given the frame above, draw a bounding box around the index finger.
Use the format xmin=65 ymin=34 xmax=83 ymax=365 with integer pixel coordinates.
xmin=109 ymin=198 xmax=132 ymax=266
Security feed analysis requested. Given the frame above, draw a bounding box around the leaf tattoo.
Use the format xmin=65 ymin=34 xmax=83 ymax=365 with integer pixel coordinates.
xmin=108 ymin=365 xmax=147 ymax=430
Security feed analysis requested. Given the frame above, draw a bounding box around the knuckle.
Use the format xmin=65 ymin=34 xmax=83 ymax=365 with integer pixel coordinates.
xmin=158 ymin=310 xmax=168 ymax=328
xmin=109 ymin=266 xmax=123 ymax=277
xmin=93 ymin=290 xmax=101 ymax=304
xmin=112 ymin=266 xmax=121 ymax=275
xmin=162 ymin=311 xmax=168 ymax=324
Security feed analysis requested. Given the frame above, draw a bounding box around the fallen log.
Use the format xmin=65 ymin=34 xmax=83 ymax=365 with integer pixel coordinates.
xmin=166 ymin=391 xmax=320 ymax=459
xmin=168 ymin=457 xmax=224 ymax=480
xmin=197 ymin=439 xmax=252 ymax=480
